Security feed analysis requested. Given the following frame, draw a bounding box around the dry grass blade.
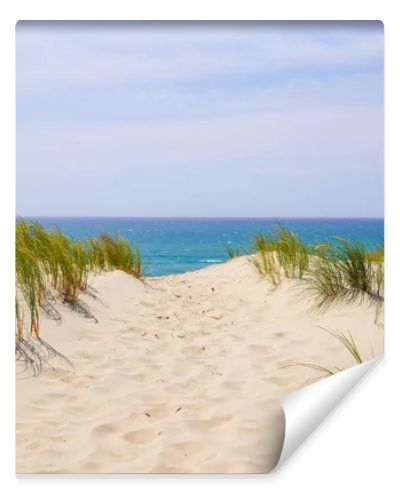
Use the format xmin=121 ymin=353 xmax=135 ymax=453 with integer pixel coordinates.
xmin=283 ymin=362 xmax=338 ymax=376
xmin=285 ymin=327 xmax=365 ymax=379
xmin=319 ymin=327 xmax=364 ymax=364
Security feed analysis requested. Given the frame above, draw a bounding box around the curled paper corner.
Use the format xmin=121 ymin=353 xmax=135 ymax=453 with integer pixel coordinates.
xmin=276 ymin=355 xmax=383 ymax=470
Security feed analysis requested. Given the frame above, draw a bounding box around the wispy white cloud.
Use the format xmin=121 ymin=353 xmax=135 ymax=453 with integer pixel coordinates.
xmin=16 ymin=22 xmax=383 ymax=90
xmin=18 ymin=105 xmax=382 ymax=177
xmin=16 ymin=22 xmax=384 ymax=217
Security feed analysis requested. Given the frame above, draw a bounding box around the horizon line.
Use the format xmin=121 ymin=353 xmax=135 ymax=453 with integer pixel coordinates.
xmin=16 ymin=215 xmax=384 ymax=220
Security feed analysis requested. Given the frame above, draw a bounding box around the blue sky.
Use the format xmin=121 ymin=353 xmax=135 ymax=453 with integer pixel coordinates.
xmin=16 ymin=21 xmax=384 ymax=217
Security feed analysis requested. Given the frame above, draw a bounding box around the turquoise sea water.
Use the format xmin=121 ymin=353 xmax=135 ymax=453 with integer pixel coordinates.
xmin=29 ymin=217 xmax=384 ymax=277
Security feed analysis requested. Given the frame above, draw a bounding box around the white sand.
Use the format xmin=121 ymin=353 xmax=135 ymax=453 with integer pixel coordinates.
xmin=16 ymin=257 xmax=383 ymax=473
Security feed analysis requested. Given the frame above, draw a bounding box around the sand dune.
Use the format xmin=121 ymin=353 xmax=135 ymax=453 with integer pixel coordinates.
xmin=16 ymin=257 xmax=383 ymax=473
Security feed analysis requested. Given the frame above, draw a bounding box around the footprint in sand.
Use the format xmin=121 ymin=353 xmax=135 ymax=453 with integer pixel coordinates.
xmin=273 ymin=331 xmax=288 ymax=339
xmin=92 ymin=423 xmax=119 ymax=437
xmin=123 ymin=428 xmax=161 ymax=445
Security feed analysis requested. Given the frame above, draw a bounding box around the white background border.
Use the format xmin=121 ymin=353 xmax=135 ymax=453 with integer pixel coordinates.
xmin=1 ymin=1 xmax=398 ymax=499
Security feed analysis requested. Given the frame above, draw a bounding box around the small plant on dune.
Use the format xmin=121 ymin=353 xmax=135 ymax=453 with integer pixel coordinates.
xmin=249 ymin=250 xmax=282 ymax=285
xmin=226 ymin=245 xmax=236 ymax=259
xmin=304 ymin=238 xmax=384 ymax=317
xmin=225 ymin=244 xmax=248 ymax=259
xmin=86 ymin=237 xmax=107 ymax=271
xmin=26 ymin=222 xmax=61 ymax=289
xmin=94 ymin=233 xmax=142 ymax=278
xmin=250 ymin=226 xmax=310 ymax=283
xmin=48 ymin=229 xmax=89 ymax=304
xmin=274 ymin=226 xmax=309 ymax=278
xmin=285 ymin=327 xmax=365 ymax=378
xmin=131 ymin=247 xmax=142 ymax=278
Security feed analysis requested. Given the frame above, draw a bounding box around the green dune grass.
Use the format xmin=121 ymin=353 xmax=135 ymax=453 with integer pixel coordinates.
xmin=225 ymin=244 xmax=249 ymax=260
xmin=250 ymin=225 xmax=310 ymax=284
xmin=15 ymin=219 xmax=142 ymax=373
xmin=250 ymin=226 xmax=384 ymax=319
xmin=304 ymin=237 xmax=384 ymax=311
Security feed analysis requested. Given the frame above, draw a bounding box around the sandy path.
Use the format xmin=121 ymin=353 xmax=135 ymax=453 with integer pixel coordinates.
xmin=16 ymin=257 xmax=383 ymax=473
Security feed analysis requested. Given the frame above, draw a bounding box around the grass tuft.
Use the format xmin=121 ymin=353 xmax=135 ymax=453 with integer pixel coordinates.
xmin=226 ymin=244 xmax=247 ymax=260
xmin=304 ymin=238 xmax=384 ymax=314
xmin=250 ymin=225 xmax=310 ymax=284
xmin=15 ymin=219 xmax=143 ymax=374
xmin=95 ymin=233 xmax=142 ymax=278
xmin=249 ymin=250 xmax=282 ymax=285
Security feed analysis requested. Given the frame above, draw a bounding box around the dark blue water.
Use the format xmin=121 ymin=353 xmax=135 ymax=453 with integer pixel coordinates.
xmin=28 ymin=217 xmax=384 ymax=277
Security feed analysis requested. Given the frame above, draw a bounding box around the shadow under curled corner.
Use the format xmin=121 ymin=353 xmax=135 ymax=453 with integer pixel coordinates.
xmin=274 ymin=355 xmax=383 ymax=471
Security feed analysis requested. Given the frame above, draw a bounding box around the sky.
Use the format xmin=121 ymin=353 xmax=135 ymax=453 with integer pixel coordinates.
xmin=16 ymin=21 xmax=384 ymax=217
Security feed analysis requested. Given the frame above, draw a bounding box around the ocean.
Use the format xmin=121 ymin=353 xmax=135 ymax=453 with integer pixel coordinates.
xmin=29 ymin=217 xmax=384 ymax=277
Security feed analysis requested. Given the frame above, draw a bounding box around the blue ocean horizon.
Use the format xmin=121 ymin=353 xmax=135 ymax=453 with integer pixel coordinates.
xmin=24 ymin=217 xmax=384 ymax=277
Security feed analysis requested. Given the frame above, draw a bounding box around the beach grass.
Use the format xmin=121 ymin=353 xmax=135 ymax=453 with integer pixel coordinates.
xmin=226 ymin=244 xmax=248 ymax=260
xmin=93 ymin=233 xmax=142 ymax=278
xmin=249 ymin=250 xmax=282 ymax=285
xmin=304 ymin=238 xmax=384 ymax=312
xmin=16 ymin=221 xmax=90 ymax=306
xmin=51 ymin=229 xmax=90 ymax=304
xmin=250 ymin=226 xmax=310 ymax=284
xmin=250 ymin=226 xmax=384 ymax=319
xmin=16 ymin=221 xmax=46 ymax=337
xmin=15 ymin=219 xmax=143 ymax=372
